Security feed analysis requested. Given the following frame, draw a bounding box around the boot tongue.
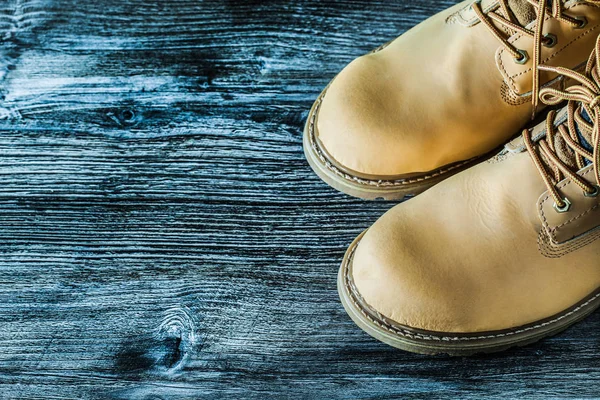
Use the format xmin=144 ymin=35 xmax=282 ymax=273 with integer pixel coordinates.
xmin=506 ymin=0 xmax=537 ymax=26
xmin=575 ymin=108 xmax=594 ymax=165
xmin=547 ymin=107 xmax=594 ymax=170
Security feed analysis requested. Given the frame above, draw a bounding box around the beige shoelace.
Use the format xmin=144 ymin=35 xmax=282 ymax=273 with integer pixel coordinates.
xmin=472 ymin=0 xmax=585 ymax=117
xmin=523 ymin=37 xmax=600 ymax=212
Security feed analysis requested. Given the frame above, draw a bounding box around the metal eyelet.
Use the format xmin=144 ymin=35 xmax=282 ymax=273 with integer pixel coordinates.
xmin=584 ymin=185 xmax=600 ymax=198
xmin=513 ymin=49 xmax=529 ymax=65
xmin=553 ymin=197 xmax=572 ymax=213
xmin=543 ymin=33 xmax=557 ymax=48
xmin=574 ymin=16 xmax=588 ymax=29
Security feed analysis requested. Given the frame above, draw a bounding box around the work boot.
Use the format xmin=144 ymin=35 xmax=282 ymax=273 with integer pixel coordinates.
xmin=338 ymin=36 xmax=600 ymax=355
xmin=305 ymin=0 xmax=600 ymax=199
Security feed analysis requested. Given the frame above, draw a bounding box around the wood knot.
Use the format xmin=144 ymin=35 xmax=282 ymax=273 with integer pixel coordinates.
xmin=120 ymin=109 xmax=136 ymax=123
xmin=107 ymin=108 xmax=141 ymax=127
xmin=153 ymin=306 xmax=198 ymax=372
xmin=114 ymin=306 xmax=199 ymax=376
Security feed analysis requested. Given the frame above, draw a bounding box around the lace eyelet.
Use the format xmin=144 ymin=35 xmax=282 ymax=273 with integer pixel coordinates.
xmin=513 ymin=49 xmax=529 ymax=65
xmin=543 ymin=33 xmax=557 ymax=48
xmin=574 ymin=16 xmax=588 ymax=29
xmin=553 ymin=197 xmax=572 ymax=213
xmin=584 ymin=185 xmax=600 ymax=198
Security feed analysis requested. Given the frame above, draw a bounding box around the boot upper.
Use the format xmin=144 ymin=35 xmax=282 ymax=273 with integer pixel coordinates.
xmin=351 ymin=149 xmax=600 ymax=333
xmin=317 ymin=0 xmax=600 ymax=177
xmin=350 ymin=62 xmax=600 ymax=332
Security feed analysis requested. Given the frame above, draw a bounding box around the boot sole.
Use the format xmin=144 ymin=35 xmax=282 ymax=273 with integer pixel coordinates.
xmin=338 ymin=231 xmax=600 ymax=356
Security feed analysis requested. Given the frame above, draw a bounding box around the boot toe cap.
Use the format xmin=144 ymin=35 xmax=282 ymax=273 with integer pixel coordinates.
xmin=349 ymin=210 xmax=484 ymax=334
xmin=316 ymin=54 xmax=420 ymax=177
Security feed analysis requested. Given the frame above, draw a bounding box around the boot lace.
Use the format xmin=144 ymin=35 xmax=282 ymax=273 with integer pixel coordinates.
xmin=472 ymin=0 xmax=587 ymax=117
xmin=523 ymin=37 xmax=600 ymax=212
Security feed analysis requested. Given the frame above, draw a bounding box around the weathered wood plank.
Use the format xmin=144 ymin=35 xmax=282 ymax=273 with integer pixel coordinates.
xmin=1 ymin=0 xmax=599 ymax=398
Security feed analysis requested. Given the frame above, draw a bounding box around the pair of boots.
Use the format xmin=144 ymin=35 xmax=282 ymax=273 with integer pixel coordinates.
xmin=304 ymin=0 xmax=600 ymax=355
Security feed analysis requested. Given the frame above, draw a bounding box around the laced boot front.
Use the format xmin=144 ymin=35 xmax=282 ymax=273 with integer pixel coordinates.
xmin=524 ymin=40 xmax=600 ymax=210
xmin=337 ymin=34 xmax=600 ymax=355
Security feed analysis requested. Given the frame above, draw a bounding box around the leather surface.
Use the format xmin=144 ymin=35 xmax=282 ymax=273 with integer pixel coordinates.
xmin=539 ymin=165 xmax=600 ymax=244
xmin=316 ymin=0 xmax=600 ymax=176
xmin=498 ymin=2 xmax=600 ymax=95
xmin=452 ymin=0 xmax=501 ymax=26
xmin=350 ymin=131 xmax=600 ymax=333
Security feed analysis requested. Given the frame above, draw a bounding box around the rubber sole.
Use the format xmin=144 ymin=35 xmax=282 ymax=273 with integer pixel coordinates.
xmin=302 ymin=89 xmax=492 ymax=201
xmin=338 ymin=231 xmax=600 ymax=356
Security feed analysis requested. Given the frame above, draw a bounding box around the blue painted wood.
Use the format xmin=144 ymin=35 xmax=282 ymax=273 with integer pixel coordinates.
xmin=0 ymin=0 xmax=599 ymax=398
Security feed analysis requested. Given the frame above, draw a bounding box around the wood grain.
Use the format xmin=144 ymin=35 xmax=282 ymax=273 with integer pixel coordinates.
xmin=1 ymin=0 xmax=599 ymax=398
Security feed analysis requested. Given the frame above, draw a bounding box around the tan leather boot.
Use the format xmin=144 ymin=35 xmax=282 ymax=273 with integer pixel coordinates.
xmin=305 ymin=0 xmax=600 ymax=199
xmin=338 ymin=37 xmax=600 ymax=355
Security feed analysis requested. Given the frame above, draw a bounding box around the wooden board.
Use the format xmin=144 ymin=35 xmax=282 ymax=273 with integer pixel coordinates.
xmin=1 ymin=0 xmax=599 ymax=398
